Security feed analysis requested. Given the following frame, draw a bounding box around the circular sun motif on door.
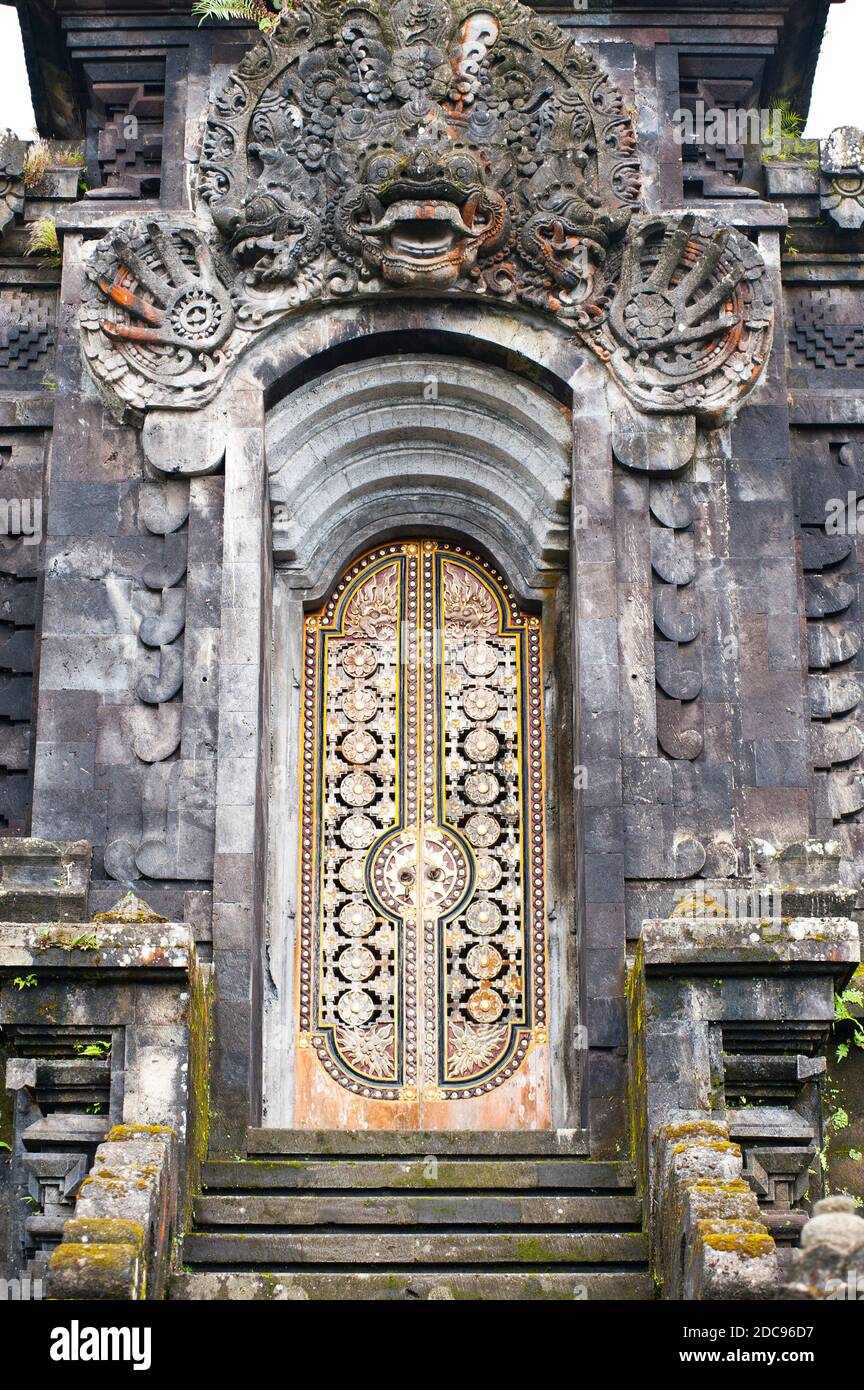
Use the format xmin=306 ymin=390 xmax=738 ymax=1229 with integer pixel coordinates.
xmin=370 ymin=827 xmax=472 ymax=919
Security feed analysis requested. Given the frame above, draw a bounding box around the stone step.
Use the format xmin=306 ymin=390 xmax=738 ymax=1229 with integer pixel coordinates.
xmin=193 ymin=1193 xmax=643 ymax=1227
xmin=170 ymin=1269 xmax=653 ymax=1301
xmin=202 ymin=1157 xmax=635 ymax=1191
xmin=245 ymin=1128 xmax=591 ymax=1157
xmin=182 ymin=1229 xmax=647 ymax=1266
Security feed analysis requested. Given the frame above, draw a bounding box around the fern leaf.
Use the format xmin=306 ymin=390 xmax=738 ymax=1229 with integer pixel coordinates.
xmin=192 ymin=1 xmax=280 ymax=31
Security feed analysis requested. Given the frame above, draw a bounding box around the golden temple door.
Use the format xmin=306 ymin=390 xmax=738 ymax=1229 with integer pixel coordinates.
xmin=294 ymin=540 xmax=550 ymax=1129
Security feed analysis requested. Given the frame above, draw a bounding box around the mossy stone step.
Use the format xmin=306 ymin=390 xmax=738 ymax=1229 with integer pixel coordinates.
xmin=193 ymin=1192 xmax=643 ymax=1227
xmin=202 ymin=1158 xmax=635 ymax=1191
xmin=170 ymin=1269 xmax=653 ymax=1300
xmin=181 ymin=1229 xmax=647 ymax=1266
xmin=245 ymin=1128 xmax=591 ymax=1157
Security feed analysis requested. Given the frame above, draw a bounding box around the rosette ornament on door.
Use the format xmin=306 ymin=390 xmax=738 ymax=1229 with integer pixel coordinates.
xmin=296 ymin=542 xmax=550 ymax=1128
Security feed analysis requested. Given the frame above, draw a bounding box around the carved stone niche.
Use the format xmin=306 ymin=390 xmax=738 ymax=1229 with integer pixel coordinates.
xmin=78 ymin=0 xmax=773 ymax=445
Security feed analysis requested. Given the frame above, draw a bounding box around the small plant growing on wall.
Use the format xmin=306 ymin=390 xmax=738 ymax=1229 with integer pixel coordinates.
xmin=25 ymin=217 xmax=61 ymax=265
xmin=192 ymin=0 xmax=288 ymax=30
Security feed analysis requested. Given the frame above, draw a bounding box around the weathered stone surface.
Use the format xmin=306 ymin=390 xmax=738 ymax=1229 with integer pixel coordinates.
xmin=0 ymin=920 xmax=191 ymax=972
xmin=783 ymin=1196 xmax=864 ymax=1299
xmin=245 ymin=1128 xmax=590 ymax=1156
xmin=0 ymin=839 xmax=90 ymax=923
xmin=48 ymin=1125 xmax=178 ymax=1301
xmin=194 ymin=1192 xmax=642 ymax=1227
xmin=820 ymin=126 xmax=864 ymax=230
xmin=201 ymin=1157 xmax=634 ymax=1191
xmin=170 ymin=1269 xmax=653 ymax=1301
xmin=629 ymin=915 xmax=860 ymax=1299
xmin=641 ymin=915 xmax=859 ymax=969
xmin=183 ymin=1228 xmax=647 ymax=1266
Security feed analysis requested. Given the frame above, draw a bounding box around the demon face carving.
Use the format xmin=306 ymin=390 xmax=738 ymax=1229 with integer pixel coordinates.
xmin=336 ymin=143 xmax=509 ymax=287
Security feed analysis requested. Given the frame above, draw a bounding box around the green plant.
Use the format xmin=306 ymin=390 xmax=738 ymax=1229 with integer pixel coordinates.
xmin=70 ymin=933 xmax=99 ymax=951
xmin=0 ymin=1141 xmax=11 ymax=1153
xmin=12 ymin=974 xmax=37 ymax=990
xmin=772 ymin=98 xmax=805 ymax=139
xmin=192 ymin=0 xmax=287 ymax=30
xmin=25 ymin=217 xmax=60 ymax=265
xmin=23 ymin=139 xmax=51 ymax=189
xmin=23 ymin=141 xmax=84 ymax=189
xmin=86 ymin=1103 xmax=103 ymax=1115
xmin=54 ymin=149 xmax=86 ymax=169
xmin=74 ymin=1039 xmax=111 ymax=1058
xmin=834 ymin=987 xmax=864 ymax=1061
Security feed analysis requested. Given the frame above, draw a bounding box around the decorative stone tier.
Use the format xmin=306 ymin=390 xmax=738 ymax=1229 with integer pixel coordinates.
xmin=1 ymin=913 xmax=208 ymax=1289
xmin=629 ymin=914 xmax=860 ymax=1298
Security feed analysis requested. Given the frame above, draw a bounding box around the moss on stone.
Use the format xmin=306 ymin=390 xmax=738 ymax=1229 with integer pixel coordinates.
xmin=92 ymin=891 xmax=168 ymax=924
xmin=107 ymin=1123 xmax=174 ymax=1141
xmin=696 ymin=1218 xmax=774 ymax=1259
xmin=63 ymin=1216 xmax=144 ymax=1251
xmin=665 ymin=1120 xmax=728 ymax=1143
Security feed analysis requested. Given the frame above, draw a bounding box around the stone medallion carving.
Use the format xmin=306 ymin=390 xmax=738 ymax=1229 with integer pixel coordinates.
xmin=80 ymin=218 xmax=236 ymax=414
xmin=80 ymin=0 xmax=773 ymax=427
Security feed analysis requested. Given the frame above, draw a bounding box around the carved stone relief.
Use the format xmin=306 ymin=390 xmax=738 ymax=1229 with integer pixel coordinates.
xmin=799 ymin=441 xmax=864 ymax=824
xmin=650 ymin=476 xmax=704 ymax=762
xmin=820 ymin=125 xmax=864 ymax=232
xmin=79 ymin=0 xmax=772 ymax=430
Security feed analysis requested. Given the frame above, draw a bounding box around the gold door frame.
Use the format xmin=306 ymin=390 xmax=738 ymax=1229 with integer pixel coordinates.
xmin=296 ymin=540 xmax=548 ymax=1123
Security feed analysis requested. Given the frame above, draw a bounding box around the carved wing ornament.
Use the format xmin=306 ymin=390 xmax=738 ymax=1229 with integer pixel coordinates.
xmin=79 ymin=0 xmax=772 ymax=425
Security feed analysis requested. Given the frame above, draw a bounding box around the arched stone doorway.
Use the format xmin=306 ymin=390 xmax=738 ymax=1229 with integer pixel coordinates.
xmin=262 ymin=351 xmax=578 ymax=1130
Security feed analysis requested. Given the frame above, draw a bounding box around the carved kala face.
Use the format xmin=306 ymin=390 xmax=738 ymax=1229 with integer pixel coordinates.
xmin=340 ymin=147 xmax=509 ymax=288
xmin=85 ymin=1 xmax=773 ymax=426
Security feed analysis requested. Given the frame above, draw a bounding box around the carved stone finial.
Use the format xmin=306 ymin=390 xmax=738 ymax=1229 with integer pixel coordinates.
xmin=784 ymin=1194 xmax=864 ymax=1299
xmin=80 ymin=0 xmax=773 ymax=428
xmin=820 ymin=126 xmax=864 ymax=231
xmin=92 ymin=890 xmax=169 ymax=924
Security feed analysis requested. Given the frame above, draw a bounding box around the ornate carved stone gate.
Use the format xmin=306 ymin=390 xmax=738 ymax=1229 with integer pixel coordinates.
xmin=72 ymin=0 xmax=775 ymax=1147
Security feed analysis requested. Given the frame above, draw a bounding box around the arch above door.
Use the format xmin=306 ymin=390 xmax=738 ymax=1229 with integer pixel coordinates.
xmin=265 ymin=352 xmax=572 ymax=600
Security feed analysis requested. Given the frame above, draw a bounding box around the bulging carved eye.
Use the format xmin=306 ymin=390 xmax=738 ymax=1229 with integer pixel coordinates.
xmin=397 ymin=867 xmax=416 ymax=885
xmin=367 ymin=155 xmax=395 ymax=183
xmin=425 ymin=866 xmax=443 ymax=882
xmin=447 ymin=155 xmax=479 ymax=186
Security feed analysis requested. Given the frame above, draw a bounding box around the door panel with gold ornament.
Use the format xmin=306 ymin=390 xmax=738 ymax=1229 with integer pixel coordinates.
xmin=294 ymin=540 xmax=550 ymax=1129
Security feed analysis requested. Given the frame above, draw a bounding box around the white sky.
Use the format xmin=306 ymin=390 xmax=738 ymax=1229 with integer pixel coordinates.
xmin=805 ymin=0 xmax=864 ymax=137
xmin=0 ymin=2 xmax=860 ymax=141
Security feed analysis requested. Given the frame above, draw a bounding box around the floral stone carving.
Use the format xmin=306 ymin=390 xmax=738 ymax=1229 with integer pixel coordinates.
xmin=80 ymin=0 xmax=772 ymax=425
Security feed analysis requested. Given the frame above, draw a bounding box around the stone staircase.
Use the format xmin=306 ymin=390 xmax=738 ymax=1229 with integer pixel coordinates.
xmin=171 ymin=1130 xmax=651 ymax=1301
